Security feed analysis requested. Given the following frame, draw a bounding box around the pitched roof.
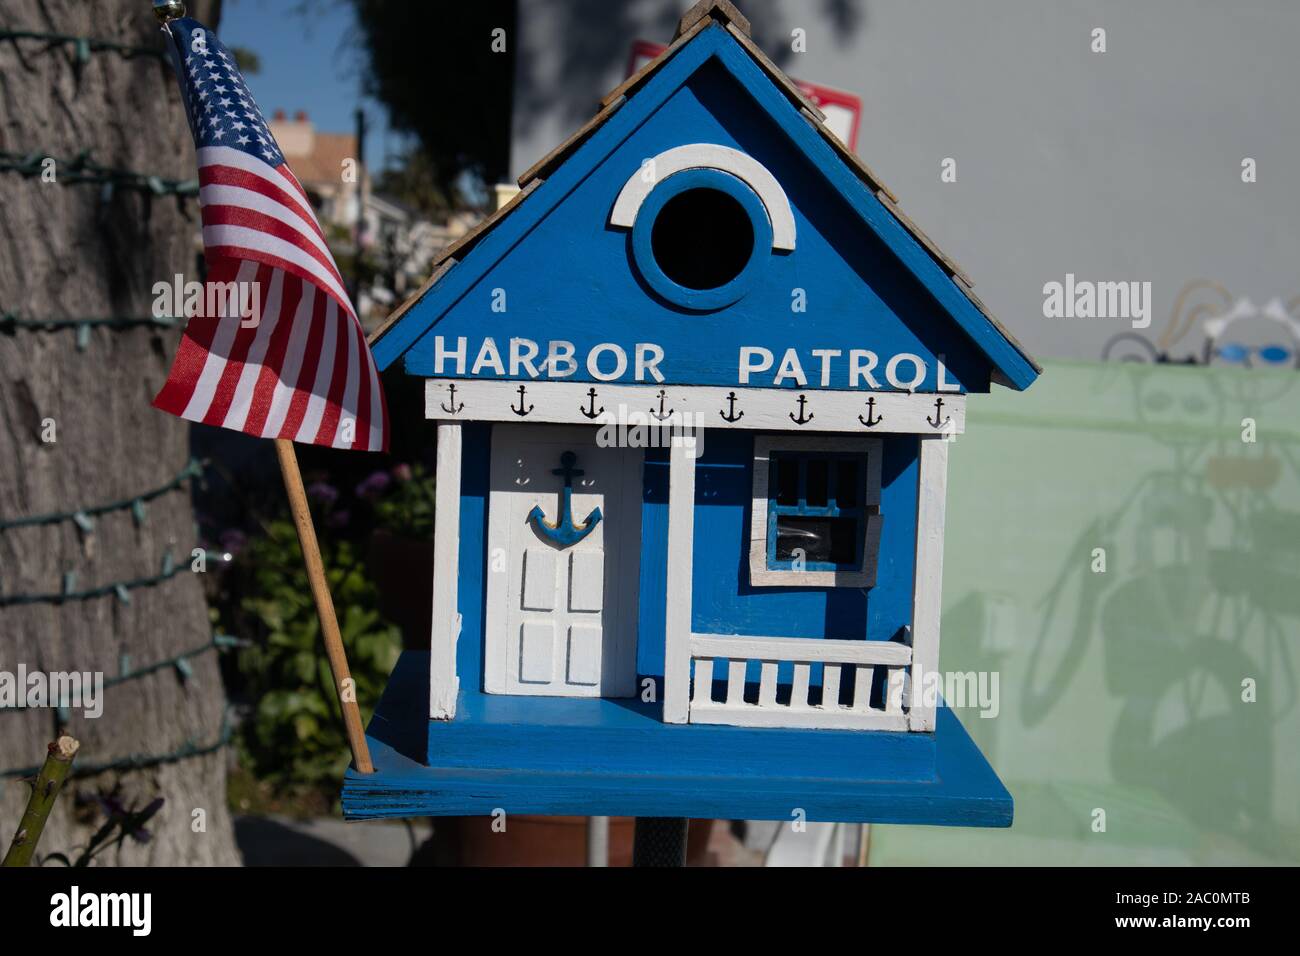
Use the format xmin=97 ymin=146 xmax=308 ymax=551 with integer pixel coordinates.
xmin=371 ymin=0 xmax=1040 ymax=387
xmin=276 ymin=130 xmax=358 ymax=190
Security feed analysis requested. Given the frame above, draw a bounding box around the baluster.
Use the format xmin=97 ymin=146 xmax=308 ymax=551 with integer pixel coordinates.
xmin=726 ymin=659 xmax=747 ymax=706
xmin=822 ymin=664 xmax=842 ymax=710
xmin=791 ymin=662 xmax=811 ymax=709
xmin=692 ymin=658 xmax=714 ymax=705
xmin=759 ymin=661 xmax=778 ymax=708
xmin=853 ymin=665 xmax=874 ymax=712
xmin=886 ymin=667 xmax=906 ymax=714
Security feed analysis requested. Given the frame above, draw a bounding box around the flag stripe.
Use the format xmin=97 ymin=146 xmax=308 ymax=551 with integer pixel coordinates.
xmin=266 ymin=283 xmax=323 ymax=440
xmin=242 ymin=273 xmax=305 ymax=437
xmin=199 ymin=178 xmax=329 ymax=252
xmin=178 ymin=260 xmax=261 ymax=422
xmin=294 ymin=296 xmax=339 ymax=443
xmin=197 ymin=146 xmax=319 ymax=226
xmin=200 ymin=204 xmax=346 ymax=296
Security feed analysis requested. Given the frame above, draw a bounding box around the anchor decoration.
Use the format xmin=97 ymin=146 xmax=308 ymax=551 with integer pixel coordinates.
xmin=789 ymin=393 xmax=814 ymax=425
xmin=579 ymin=387 xmax=604 ymax=420
xmin=510 ymin=384 xmax=534 ymax=417
xmin=720 ymin=391 xmax=744 ymax=423
xmin=858 ymin=396 xmax=882 ymax=427
xmin=650 ymin=389 xmax=674 ymax=421
xmin=528 ymin=451 xmax=603 ymax=548
xmin=926 ymin=397 xmax=951 ymax=429
xmin=439 ymin=382 xmax=464 ymax=415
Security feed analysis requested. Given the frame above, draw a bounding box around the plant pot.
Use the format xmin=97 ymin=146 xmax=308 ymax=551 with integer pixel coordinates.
xmin=424 ymin=816 xmax=717 ymax=867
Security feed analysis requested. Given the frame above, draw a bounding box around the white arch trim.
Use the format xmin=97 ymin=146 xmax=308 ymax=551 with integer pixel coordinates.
xmin=610 ymin=143 xmax=797 ymax=251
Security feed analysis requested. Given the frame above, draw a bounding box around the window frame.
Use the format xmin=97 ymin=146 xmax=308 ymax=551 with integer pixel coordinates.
xmin=748 ymin=434 xmax=883 ymax=588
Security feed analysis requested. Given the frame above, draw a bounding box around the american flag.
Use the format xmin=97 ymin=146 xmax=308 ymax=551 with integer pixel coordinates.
xmin=152 ymin=16 xmax=388 ymax=452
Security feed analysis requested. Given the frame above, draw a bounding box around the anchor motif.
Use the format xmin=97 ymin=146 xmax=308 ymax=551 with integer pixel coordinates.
xmin=720 ymin=391 xmax=744 ymax=423
xmin=527 ymin=451 xmax=603 ymax=548
xmin=650 ymin=389 xmax=673 ymax=421
xmin=579 ymin=387 xmax=604 ymax=420
xmin=510 ymin=384 xmax=534 ymax=417
xmin=789 ymin=393 xmax=814 ymax=425
xmin=439 ymin=382 xmax=464 ymax=415
xmin=858 ymin=396 xmax=882 ymax=427
xmin=926 ymin=397 xmax=951 ymax=429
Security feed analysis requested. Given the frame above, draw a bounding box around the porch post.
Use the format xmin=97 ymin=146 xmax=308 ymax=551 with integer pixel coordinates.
xmin=662 ymin=428 xmax=698 ymax=723
xmin=908 ymin=434 xmax=949 ymax=731
xmin=430 ymin=421 xmax=463 ymax=719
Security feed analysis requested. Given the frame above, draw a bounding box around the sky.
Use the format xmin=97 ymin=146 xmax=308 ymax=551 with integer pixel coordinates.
xmin=218 ymin=0 xmax=405 ymax=169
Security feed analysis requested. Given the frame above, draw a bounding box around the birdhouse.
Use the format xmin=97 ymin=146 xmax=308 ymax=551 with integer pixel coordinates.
xmin=350 ymin=0 xmax=1039 ymax=826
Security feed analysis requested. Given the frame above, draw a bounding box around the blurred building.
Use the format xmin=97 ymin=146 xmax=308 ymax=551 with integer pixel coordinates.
xmin=267 ymin=109 xmax=478 ymax=326
xmin=268 ymin=109 xmax=364 ymax=234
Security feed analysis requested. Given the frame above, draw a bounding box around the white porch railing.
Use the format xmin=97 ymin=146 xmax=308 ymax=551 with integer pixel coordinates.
xmin=686 ymin=634 xmax=911 ymax=730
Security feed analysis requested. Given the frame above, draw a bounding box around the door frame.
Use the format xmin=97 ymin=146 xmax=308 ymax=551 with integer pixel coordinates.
xmin=482 ymin=423 xmax=644 ymax=698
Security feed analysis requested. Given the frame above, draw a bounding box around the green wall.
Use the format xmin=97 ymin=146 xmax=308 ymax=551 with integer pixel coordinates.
xmin=874 ymin=360 xmax=1300 ymax=865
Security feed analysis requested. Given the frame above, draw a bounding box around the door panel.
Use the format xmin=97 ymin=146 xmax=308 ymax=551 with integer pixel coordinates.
xmin=569 ymin=550 xmax=605 ymax=612
xmin=519 ymin=621 xmax=556 ymax=684
xmin=522 ymin=548 xmax=558 ymax=611
xmin=566 ymin=624 xmax=602 ymax=686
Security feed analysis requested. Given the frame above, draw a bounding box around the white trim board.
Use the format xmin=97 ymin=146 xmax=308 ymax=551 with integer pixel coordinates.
xmin=690 ymin=634 xmax=912 ymax=666
xmin=907 ymin=436 xmax=949 ymax=732
xmin=425 ymin=379 xmax=965 ymax=436
xmin=662 ymin=436 xmax=698 ymax=724
xmin=609 ymin=143 xmax=798 ymax=251
xmin=430 ymin=422 xmax=463 ymax=719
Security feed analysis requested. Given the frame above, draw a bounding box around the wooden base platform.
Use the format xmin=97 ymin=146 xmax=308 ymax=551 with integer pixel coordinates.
xmin=341 ymin=652 xmax=1012 ymax=826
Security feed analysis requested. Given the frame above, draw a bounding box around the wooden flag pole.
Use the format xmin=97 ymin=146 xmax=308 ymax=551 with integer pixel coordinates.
xmin=274 ymin=438 xmax=375 ymax=774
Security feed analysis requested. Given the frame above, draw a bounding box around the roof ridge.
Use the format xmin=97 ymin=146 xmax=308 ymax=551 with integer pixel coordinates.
xmin=676 ymin=0 xmax=750 ymax=39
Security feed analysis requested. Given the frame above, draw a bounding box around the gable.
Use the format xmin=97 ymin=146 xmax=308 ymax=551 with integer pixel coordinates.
xmin=373 ymin=23 xmax=1038 ymax=395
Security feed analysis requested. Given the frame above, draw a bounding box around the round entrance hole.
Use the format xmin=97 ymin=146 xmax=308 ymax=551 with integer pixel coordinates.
xmin=649 ymin=187 xmax=755 ymax=290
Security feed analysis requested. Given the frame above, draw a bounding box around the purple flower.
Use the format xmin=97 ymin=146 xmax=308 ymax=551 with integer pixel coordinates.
xmin=327 ymin=509 xmax=351 ymax=529
xmin=354 ymin=470 xmax=391 ymax=499
xmin=218 ymin=529 xmax=248 ymax=555
xmin=306 ymin=482 xmax=339 ymax=506
xmin=392 ymin=463 xmax=413 ymax=482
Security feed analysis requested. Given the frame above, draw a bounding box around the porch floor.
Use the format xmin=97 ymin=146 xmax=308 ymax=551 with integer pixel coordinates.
xmin=341 ymin=651 xmax=1013 ymax=826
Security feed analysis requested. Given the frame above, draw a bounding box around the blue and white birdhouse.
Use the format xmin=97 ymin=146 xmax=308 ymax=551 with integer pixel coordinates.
xmin=348 ymin=0 xmax=1040 ymax=826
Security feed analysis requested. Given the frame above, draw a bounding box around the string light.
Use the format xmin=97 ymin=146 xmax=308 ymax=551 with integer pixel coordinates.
xmin=0 ymin=458 xmax=204 ymax=532
xmin=0 ymin=28 xmax=167 ymax=64
xmin=0 ymin=310 xmax=179 ymax=350
xmin=0 ymin=149 xmax=198 ymax=199
xmin=2 ymin=633 xmax=250 ymax=726
xmin=0 ymin=708 xmax=236 ymax=780
xmin=0 ymin=547 xmax=226 ymax=608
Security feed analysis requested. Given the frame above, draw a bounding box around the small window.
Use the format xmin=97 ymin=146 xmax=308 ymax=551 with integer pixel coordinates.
xmin=749 ymin=436 xmax=883 ymax=588
xmin=767 ymin=452 xmax=867 ymax=572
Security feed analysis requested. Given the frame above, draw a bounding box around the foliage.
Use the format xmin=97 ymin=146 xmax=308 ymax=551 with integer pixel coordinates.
xmin=371 ymin=463 xmax=436 ymax=539
xmin=343 ymin=0 xmax=518 ymax=208
xmin=375 ymin=148 xmax=460 ymax=219
xmin=205 ymin=449 xmax=435 ymax=796
xmin=230 ymin=46 xmax=261 ymax=74
xmin=217 ymin=516 xmax=401 ymax=789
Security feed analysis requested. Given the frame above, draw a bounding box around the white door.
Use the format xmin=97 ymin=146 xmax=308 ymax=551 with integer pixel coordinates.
xmin=484 ymin=425 xmax=642 ymax=698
